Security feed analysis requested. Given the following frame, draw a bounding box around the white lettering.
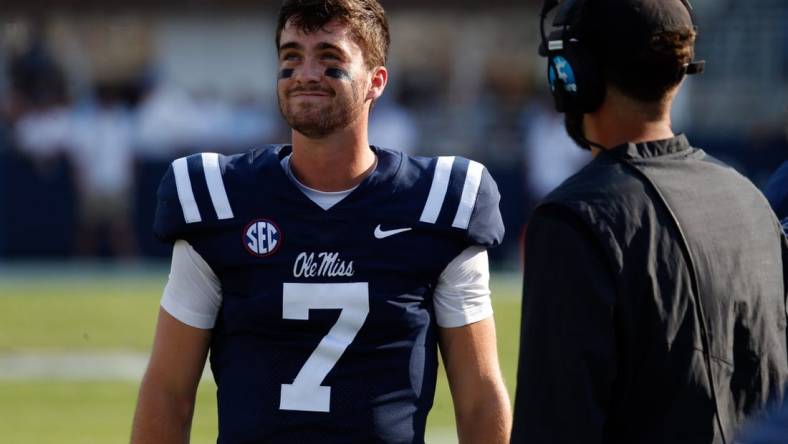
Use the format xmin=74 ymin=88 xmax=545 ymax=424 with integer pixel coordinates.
xmin=247 ymin=227 xmax=258 ymax=252
xmin=245 ymin=220 xmax=279 ymax=256
xmin=257 ymin=223 xmax=268 ymax=254
xmin=292 ymin=252 xmax=355 ymax=278
xmin=293 ymin=252 xmax=309 ymax=278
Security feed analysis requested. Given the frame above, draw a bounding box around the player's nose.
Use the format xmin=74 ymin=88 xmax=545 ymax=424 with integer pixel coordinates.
xmin=293 ymin=58 xmax=324 ymax=83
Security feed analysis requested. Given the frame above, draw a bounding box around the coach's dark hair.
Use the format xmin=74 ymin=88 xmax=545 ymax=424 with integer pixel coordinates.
xmin=586 ymin=26 xmax=697 ymax=103
xmin=276 ymin=0 xmax=390 ymax=69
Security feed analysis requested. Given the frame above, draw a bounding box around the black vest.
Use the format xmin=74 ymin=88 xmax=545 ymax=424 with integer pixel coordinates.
xmin=542 ymin=135 xmax=788 ymax=443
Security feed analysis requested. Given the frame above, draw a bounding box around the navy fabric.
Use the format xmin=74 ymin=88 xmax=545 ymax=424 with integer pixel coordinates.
xmin=153 ymin=160 xmax=186 ymax=242
xmin=765 ymin=161 xmax=788 ymax=232
xmin=736 ymin=399 xmax=788 ymax=443
xmin=153 ymin=146 xmax=504 ymax=443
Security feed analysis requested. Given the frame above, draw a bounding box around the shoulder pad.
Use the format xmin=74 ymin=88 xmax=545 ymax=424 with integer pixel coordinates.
xmin=416 ymin=156 xmax=504 ymax=247
xmin=154 ymin=153 xmax=236 ymax=242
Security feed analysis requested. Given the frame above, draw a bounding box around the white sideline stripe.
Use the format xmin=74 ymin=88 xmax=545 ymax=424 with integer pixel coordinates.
xmin=173 ymin=157 xmax=202 ymax=224
xmin=452 ymin=161 xmax=484 ymax=229
xmin=420 ymin=156 xmax=455 ymax=224
xmin=0 ymin=352 xmax=214 ymax=382
xmin=201 ymin=153 xmax=234 ymax=220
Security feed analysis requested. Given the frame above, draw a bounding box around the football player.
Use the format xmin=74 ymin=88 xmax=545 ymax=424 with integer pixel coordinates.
xmin=130 ymin=1 xmax=512 ymax=443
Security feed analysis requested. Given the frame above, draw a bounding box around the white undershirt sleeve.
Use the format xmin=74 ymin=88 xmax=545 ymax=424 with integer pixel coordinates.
xmin=433 ymin=246 xmax=494 ymax=328
xmin=160 ymin=240 xmax=222 ymax=329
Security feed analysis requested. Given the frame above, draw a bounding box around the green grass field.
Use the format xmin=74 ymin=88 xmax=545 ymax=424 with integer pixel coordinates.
xmin=0 ymin=267 xmax=521 ymax=443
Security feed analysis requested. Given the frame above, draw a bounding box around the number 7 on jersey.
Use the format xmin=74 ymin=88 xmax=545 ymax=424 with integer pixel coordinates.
xmin=280 ymin=282 xmax=370 ymax=413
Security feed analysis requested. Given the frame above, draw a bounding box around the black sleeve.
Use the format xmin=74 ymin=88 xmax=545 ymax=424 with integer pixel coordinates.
xmin=511 ymin=205 xmax=618 ymax=444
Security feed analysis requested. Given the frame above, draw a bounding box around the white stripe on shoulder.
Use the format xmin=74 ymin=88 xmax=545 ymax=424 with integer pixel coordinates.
xmin=172 ymin=157 xmax=202 ymax=224
xmin=201 ymin=153 xmax=234 ymax=220
xmin=420 ymin=156 xmax=455 ymax=224
xmin=452 ymin=161 xmax=484 ymax=229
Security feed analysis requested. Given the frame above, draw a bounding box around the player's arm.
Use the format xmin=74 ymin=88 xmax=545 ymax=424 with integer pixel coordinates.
xmin=439 ymin=318 xmax=511 ymax=444
xmin=131 ymin=241 xmax=221 ymax=444
xmin=435 ymin=247 xmax=512 ymax=444
xmin=510 ymin=205 xmax=617 ymax=443
xmin=131 ymin=309 xmax=210 ymax=444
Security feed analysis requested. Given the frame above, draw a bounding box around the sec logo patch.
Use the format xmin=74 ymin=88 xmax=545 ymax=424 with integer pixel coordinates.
xmin=244 ymin=219 xmax=282 ymax=257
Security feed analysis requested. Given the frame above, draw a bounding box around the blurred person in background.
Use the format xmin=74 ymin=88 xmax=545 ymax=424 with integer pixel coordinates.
xmin=521 ymin=94 xmax=591 ymax=206
xmin=13 ymin=77 xmax=140 ymax=258
xmin=7 ymin=23 xmax=141 ymax=258
xmin=368 ymin=89 xmax=419 ymax=155
xmin=7 ymin=21 xmax=67 ymax=118
xmin=69 ymin=83 xmax=138 ymax=258
xmin=511 ymin=1 xmax=788 ymax=443
xmin=131 ymin=1 xmax=511 ymax=443
xmin=9 ymin=23 xmax=71 ymax=168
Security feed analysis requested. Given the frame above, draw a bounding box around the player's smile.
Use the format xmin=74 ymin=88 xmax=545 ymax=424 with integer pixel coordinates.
xmin=288 ymin=88 xmax=334 ymax=99
xmin=292 ymin=92 xmax=330 ymax=97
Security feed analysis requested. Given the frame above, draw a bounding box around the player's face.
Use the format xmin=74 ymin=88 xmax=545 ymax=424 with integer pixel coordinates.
xmin=277 ymin=19 xmax=378 ymax=139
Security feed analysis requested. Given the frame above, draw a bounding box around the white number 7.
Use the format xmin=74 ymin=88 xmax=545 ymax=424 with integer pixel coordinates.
xmin=280 ymin=282 xmax=370 ymax=413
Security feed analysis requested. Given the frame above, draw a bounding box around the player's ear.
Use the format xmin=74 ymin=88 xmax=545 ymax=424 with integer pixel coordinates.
xmin=366 ymin=66 xmax=388 ymax=102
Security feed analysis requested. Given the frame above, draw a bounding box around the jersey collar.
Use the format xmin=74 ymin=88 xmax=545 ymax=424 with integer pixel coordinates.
xmin=262 ymin=144 xmax=403 ymax=210
xmin=607 ymin=134 xmax=694 ymax=160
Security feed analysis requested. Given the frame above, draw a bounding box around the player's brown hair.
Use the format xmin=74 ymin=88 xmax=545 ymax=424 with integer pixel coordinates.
xmin=276 ymin=0 xmax=390 ymax=69
xmin=596 ymin=28 xmax=697 ymax=103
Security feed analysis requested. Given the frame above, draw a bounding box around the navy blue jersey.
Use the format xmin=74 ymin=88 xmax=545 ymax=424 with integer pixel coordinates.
xmin=154 ymin=146 xmax=504 ymax=443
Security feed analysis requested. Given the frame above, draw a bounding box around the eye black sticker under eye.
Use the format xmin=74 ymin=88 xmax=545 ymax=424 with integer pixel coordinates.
xmin=325 ymin=68 xmax=352 ymax=81
xmin=279 ymin=69 xmax=294 ymax=79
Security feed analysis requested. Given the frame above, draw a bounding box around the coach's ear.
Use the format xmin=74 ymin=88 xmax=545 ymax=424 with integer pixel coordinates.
xmin=366 ymin=66 xmax=388 ymax=102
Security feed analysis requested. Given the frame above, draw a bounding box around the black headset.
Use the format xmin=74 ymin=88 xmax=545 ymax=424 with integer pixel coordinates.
xmin=539 ymin=0 xmax=705 ymax=114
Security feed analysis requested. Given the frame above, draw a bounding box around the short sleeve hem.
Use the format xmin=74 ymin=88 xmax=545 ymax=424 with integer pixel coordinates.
xmin=161 ymin=291 xmax=217 ymax=330
xmin=436 ymin=304 xmax=493 ymax=329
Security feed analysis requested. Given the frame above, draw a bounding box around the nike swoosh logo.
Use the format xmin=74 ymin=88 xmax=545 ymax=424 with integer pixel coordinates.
xmin=374 ymin=225 xmax=412 ymax=239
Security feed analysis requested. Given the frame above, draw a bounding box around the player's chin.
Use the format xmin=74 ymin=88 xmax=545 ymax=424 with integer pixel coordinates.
xmin=286 ymin=108 xmax=328 ymax=125
xmin=286 ymin=115 xmax=336 ymax=138
xmin=292 ymin=123 xmax=337 ymax=139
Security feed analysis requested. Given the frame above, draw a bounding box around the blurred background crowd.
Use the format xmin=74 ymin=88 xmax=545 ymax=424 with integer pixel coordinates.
xmin=0 ymin=0 xmax=785 ymax=266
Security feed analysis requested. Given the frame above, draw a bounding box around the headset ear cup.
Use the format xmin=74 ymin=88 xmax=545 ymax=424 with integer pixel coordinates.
xmin=547 ymin=60 xmax=568 ymax=113
xmin=563 ymin=42 xmax=605 ymax=113
xmin=548 ymin=53 xmax=584 ymax=113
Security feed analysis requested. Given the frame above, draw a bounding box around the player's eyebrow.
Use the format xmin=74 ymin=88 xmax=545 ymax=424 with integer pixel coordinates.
xmin=279 ymin=41 xmax=348 ymax=59
xmin=279 ymin=42 xmax=303 ymax=52
xmin=316 ymin=42 xmax=346 ymax=54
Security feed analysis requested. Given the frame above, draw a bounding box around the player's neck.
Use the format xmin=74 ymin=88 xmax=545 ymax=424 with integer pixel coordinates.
xmin=289 ymin=123 xmax=376 ymax=192
xmin=587 ymin=88 xmax=675 ymax=157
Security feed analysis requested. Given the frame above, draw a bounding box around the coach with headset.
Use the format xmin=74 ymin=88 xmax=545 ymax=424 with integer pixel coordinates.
xmin=511 ymin=1 xmax=788 ymax=443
